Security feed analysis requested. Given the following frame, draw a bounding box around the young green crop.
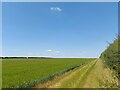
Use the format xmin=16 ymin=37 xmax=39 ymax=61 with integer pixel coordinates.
xmin=2 ymin=58 xmax=95 ymax=88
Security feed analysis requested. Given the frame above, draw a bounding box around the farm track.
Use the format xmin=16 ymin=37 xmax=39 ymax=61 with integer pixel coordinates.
xmin=35 ymin=59 xmax=118 ymax=88
xmin=35 ymin=60 xmax=97 ymax=88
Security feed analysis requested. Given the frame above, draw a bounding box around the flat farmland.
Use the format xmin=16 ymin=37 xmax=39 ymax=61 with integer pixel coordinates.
xmin=2 ymin=58 xmax=94 ymax=88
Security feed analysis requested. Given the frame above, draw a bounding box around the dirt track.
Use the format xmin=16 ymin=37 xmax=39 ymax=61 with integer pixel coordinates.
xmin=35 ymin=59 xmax=118 ymax=88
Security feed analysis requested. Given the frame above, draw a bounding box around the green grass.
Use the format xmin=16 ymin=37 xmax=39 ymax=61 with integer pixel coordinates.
xmin=2 ymin=58 xmax=95 ymax=88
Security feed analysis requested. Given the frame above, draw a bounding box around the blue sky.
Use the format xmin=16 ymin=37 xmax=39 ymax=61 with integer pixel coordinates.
xmin=2 ymin=2 xmax=118 ymax=58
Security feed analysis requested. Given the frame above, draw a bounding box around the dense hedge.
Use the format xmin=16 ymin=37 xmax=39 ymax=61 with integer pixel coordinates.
xmin=100 ymin=37 xmax=120 ymax=80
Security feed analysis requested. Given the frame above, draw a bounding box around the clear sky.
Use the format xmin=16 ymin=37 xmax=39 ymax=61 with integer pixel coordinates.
xmin=2 ymin=2 xmax=118 ymax=58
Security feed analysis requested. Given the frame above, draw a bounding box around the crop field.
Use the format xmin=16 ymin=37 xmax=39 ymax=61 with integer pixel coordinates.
xmin=2 ymin=58 xmax=95 ymax=88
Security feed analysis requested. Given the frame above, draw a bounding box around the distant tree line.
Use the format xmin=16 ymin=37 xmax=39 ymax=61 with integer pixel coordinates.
xmin=1 ymin=57 xmax=52 ymax=59
xmin=100 ymin=36 xmax=120 ymax=81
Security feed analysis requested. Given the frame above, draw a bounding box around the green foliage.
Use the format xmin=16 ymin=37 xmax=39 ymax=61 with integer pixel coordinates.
xmin=100 ymin=37 xmax=120 ymax=80
xmin=2 ymin=58 xmax=94 ymax=88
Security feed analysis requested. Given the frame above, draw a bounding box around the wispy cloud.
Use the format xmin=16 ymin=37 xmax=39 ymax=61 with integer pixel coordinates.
xmin=50 ymin=7 xmax=62 ymax=12
xmin=47 ymin=49 xmax=60 ymax=54
xmin=47 ymin=49 xmax=52 ymax=52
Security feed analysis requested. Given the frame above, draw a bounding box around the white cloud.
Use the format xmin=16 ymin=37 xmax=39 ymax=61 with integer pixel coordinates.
xmin=47 ymin=49 xmax=52 ymax=52
xmin=47 ymin=49 xmax=60 ymax=55
xmin=50 ymin=7 xmax=62 ymax=12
